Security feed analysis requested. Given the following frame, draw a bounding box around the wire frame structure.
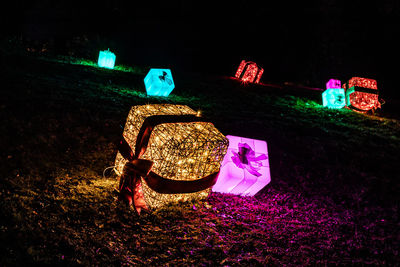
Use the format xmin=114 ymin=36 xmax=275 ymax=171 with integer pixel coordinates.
xmin=115 ymin=104 xmax=228 ymax=210
xmin=234 ymin=60 xmax=264 ymax=84
xmin=342 ymin=77 xmax=380 ymax=111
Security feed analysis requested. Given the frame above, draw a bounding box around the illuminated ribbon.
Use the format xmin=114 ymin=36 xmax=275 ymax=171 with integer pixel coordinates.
xmin=231 ymin=143 xmax=267 ymax=177
xmin=118 ymin=114 xmax=220 ymax=214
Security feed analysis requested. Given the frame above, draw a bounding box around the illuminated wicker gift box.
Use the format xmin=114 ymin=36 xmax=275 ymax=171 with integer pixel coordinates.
xmin=234 ymin=60 xmax=264 ymax=84
xmin=212 ymin=135 xmax=271 ymax=196
xmin=144 ymin=69 xmax=175 ymax=97
xmin=342 ymin=77 xmax=380 ymax=111
xmin=322 ymin=79 xmax=346 ymax=109
xmin=114 ymin=104 xmax=228 ymax=213
xmin=98 ymin=49 xmax=116 ymax=69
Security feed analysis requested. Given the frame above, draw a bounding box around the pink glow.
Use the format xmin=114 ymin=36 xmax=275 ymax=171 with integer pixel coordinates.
xmin=241 ymin=63 xmax=259 ymax=83
xmin=234 ymin=60 xmax=264 ymax=84
xmin=255 ymin=68 xmax=264 ymax=84
xmin=235 ymin=60 xmax=246 ymax=79
xmin=212 ymin=135 xmax=271 ymax=196
xmin=326 ymin=79 xmax=341 ymax=89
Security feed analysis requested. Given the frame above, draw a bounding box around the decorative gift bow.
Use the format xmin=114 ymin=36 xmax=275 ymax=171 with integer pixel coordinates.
xmin=159 ymin=71 xmax=173 ymax=86
xmin=117 ymin=114 xmax=221 ymax=215
xmin=334 ymin=94 xmax=344 ymax=105
xmin=231 ymin=143 xmax=267 ymax=177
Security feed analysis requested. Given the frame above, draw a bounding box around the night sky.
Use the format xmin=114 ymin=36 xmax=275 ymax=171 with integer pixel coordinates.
xmin=2 ymin=0 xmax=400 ymax=99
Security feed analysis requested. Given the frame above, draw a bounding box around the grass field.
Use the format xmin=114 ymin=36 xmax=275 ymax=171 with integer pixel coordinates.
xmin=0 ymin=42 xmax=399 ymax=265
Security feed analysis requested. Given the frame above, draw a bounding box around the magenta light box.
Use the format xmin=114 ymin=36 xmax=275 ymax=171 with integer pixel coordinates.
xmin=212 ymin=135 xmax=271 ymax=196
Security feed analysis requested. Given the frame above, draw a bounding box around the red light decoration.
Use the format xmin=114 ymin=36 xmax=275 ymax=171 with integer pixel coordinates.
xmin=347 ymin=77 xmax=377 ymax=90
xmin=234 ymin=60 xmax=264 ymax=84
xmin=343 ymin=77 xmax=380 ymax=111
xmin=255 ymin=68 xmax=264 ymax=84
xmin=235 ymin=60 xmax=246 ymax=79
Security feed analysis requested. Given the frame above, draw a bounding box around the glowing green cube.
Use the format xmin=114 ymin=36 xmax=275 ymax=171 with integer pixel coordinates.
xmin=98 ymin=49 xmax=116 ymax=69
xmin=322 ymin=88 xmax=346 ymax=109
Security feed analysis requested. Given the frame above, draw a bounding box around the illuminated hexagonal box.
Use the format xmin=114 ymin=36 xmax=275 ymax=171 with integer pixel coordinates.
xmin=97 ymin=49 xmax=116 ymax=69
xmin=144 ymin=69 xmax=175 ymax=97
xmin=212 ymin=135 xmax=271 ymax=196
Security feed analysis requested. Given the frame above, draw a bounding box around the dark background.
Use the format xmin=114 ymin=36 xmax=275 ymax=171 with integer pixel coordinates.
xmin=1 ymin=0 xmax=399 ymax=99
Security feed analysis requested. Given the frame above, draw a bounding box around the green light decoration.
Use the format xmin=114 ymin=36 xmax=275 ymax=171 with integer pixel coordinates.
xmin=98 ymin=49 xmax=116 ymax=69
xmin=322 ymin=88 xmax=346 ymax=109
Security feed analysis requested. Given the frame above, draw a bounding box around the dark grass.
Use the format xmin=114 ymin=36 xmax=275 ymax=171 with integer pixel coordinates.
xmin=0 ymin=41 xmax=399 ymax=265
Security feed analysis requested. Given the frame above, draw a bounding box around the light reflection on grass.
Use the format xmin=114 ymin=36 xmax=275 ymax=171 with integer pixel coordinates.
xmin=41 ymin=56 xmax=146 ymax=74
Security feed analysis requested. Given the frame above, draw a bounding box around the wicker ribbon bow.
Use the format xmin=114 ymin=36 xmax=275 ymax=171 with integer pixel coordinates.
xmin=118 ymin=115 xmax=221 ymax=214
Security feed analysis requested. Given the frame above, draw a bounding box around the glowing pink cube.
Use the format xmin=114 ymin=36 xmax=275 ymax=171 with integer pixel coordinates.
xmin=326 ymin=79 xmax=341 ymax=89
xmin=212 ymin=135 xmax=271 ymax=196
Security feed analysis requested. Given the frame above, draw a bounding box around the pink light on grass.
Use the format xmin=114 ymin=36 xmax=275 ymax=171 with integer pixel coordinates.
xmin=212 ymin=135 xmax=271 ymax=196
